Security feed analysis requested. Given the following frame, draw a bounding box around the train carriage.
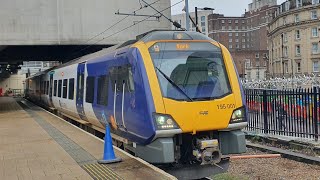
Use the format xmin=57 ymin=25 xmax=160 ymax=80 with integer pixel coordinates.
xmin=26 ymin=30 xmax=247 ymax=179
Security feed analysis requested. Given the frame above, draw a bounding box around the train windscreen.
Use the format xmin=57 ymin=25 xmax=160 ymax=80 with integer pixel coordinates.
xmin=149 ymin=42 xmax=231 ymax=101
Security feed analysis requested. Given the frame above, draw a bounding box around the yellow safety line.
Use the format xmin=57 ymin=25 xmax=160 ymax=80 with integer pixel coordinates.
xmin=90 ymin=164 xmax=114 ymax=180
xmin=92 ymin=164 xmax=119 ymax=179
xmin=88 ymin=164 xmax=111 ymax=180
xmin=83 ymin=164 xmax=104 ymax=180
xmin=93 ymin=163 xmax=123 ymax=180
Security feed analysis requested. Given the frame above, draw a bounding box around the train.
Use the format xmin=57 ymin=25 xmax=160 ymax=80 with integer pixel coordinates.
xmin=25 ymin=30 xmax=247 ymax=179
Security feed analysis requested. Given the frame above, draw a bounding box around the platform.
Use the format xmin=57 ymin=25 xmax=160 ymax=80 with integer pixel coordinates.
xmin=0 ymin=97 xmax=176 ymax=180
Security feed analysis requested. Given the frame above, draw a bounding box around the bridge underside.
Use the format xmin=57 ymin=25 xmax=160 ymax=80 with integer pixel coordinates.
xmin=0 ymin=44 xmax=113 ymax=78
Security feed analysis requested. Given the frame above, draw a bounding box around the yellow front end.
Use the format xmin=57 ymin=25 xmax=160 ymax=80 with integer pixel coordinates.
xmin=134 ymin=40 xmax=245 ymax=134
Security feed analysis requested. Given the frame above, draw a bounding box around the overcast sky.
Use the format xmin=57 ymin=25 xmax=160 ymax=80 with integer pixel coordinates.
xmin=171 ymin=0 xmax=287 ymax=16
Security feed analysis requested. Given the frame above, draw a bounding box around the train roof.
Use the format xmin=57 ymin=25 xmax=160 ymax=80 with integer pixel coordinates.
xmin=28 ymin=30 xmax=215 ymax=78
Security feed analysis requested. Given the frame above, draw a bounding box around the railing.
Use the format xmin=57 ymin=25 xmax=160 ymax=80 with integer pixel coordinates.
xmin=245 ymin=88 xmax=320 ymax=141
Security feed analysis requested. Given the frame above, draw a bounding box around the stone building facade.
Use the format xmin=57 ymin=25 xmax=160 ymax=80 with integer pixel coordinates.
xmin=268 ymin=0 xmax=320 ymax=77
xmin=208 ymin=0 xmax=278 ymax=80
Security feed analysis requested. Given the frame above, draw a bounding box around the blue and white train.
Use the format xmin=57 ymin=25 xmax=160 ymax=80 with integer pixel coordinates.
xmin=26 ymin=31 xmax=247 ymax=179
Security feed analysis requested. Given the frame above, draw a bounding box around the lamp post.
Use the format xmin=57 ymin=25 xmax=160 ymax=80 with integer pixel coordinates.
xmin=185 ymin=0 xmax=190 ymax=31
xmin=195 ymin=7 xmax=215 ymax=33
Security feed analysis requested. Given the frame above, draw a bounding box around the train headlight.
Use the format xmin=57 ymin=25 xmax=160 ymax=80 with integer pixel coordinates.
xmin=153 ymin=113 xmax=179 ymax=130
xmin=230 ymin=107 xmax=246 ymax=124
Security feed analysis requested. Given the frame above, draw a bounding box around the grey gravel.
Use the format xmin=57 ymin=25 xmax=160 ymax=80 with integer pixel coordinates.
xmin=227 ymin=148 xmax=320 ymax=180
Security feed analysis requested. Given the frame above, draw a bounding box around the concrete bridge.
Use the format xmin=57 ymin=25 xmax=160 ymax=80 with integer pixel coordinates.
xmin=0 ymin=0 xmax=171 ymax=63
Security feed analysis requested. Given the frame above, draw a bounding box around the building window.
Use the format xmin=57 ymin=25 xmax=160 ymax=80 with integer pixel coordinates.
xmin=201 ymin=16 xmax=205 ymax=22
xmin=201 ymin=22 xmax=205 ymax=27
xmin=202 ymin=27 xmax=206 ymax=33
xmin=221 ymin=20 xmax=225 ymax=23
xmin=312 ymin=27 xmax=319 ymax=37
xmin=242 ymin=26 xmax=245 ymax=30
xmin=313 ymin=61 xmax=319 ymax=72
xmin=242 ymin=44 xmax=246 ymax=49
xmin=256 ymin=71 xmax=260 ymax=80
xmin=284 ymin=46 xmax=288 ymax=57
xmin=312 ymin=0 xmax=319 ymax=5
xmin=235 ymin=33 xmax=238 ymax=36
xmin=255 ymin=53 xmax=259 ymax=58
xmin=63 ymin=79 xmax=68 ymax=99
xmin=235 ymin=26 xmax=238 ymax=30
xmin=228 ymin=20 xmax=232 ymax=23
xmin=229 ymin=33 xmax=232 ymax=37
xmin=236 ymin=44 xmax=240 ymax=49
xmin=242 ymin=20 xmax=245 ymax=23
xmin=312 ymin=43 xmax=319 ymax=54
xmin=229 ymin=45 xmax=233 ymax=49
xmin=296 ymin=45 xmax=301 ymax=55
xmin=245 ymin=59 xmax=251 ymax=68
xmin=284 ymin=62 xmax=289 ymax=73
xmin=296 ymin=62 xmax=301 ymax=73
xmin=229 ymin=39 xmax=233 ymax=42
xmin=228 ymin=26 xmax=232 ymax=30
xmin=235 ymin=20 xmax=238 ymax=23
xmin=242 ymin=33 xmax=245 ymax=36
xmin=294 ymin=14 xmax=300 ymax=22
xmin=296 ymin=0 xmax=302 ymax=7
xmin=68 ymin=78 xmax=74 ymax=100
xmin=242 ymin=39 xmax=245 ymax=42
xmin=311 ymin=10 xmax=318 ymax=19
xmin=222 ymin=26 xmax=225 ymax=30
xmin=283 ymin=33 xmax=288 ymax=42
xmin=86 ymin=76 xmax=95 ymax=103
xmin=235 ymin=39 xmax=239 ymax=43
xmin=295 ymin=30 xmax=300 ymax=39
xmin=283 ymin=17 xmax=287 ymax=25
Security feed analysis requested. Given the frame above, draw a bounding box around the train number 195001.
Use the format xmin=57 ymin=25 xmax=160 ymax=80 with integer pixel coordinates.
xmin=217 ymin=104 xmax=236 ymax=110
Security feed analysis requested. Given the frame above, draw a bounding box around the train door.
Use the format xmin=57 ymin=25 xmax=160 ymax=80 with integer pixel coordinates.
xmin=110 ymin=65 xmax=134 ymax=131
xmin=76 ymin=63 xmax=87 ymax=120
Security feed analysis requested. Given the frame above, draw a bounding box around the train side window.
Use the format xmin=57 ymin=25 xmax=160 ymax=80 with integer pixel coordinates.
xmin=46 ymin=81 xmax=49 ymax=95
xmin=63 ymin=79 xmax=68 ymax=99
xmin=68 ymin=78 xmax=74 ymax=100
xmin=58 ymin=80 xmax=62 ymax=97
xmin=110 ymin=65 xmax=134 ymax=92
xmin=97 ymin=75 xmax=109 ymax=106
xmin=54 ymin=80 xmax=57 ymax=96
xmin=86 ymin=76 xmax=95 ymax=103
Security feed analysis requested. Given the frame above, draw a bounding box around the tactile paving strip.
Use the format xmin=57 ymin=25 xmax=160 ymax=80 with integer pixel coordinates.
xmin=17 ymin=99 xmax=123 ymax=180
xmin=82 ymin=163 xmax=123 ymax=180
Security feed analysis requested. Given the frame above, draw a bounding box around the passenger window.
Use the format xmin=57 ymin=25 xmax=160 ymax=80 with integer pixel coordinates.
xmin=54 ymin=80 xmax=57 ymax=96
xmin=46 ymin=81 xmax=49 ymax=95
xmin=97 ymin=75 xmax=109 ymax=106
xmin=63 ymin=79 xmax=68 ymax=99
xmin=110 ymin=65 xmax=135 ymax=92
xmin=68 ymin=78 xmax=74 ymax=100
xmin=86 ymin=76 xmax=95 ymax=103
xmin=58 ymin=80 xmax=62 ymax=97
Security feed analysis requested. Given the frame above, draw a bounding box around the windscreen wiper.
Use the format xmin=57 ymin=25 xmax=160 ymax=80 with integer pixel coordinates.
xmin=156 ymin=67 xmax=193 ymax=102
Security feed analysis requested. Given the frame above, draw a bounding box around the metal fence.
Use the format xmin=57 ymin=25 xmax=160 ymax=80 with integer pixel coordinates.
xmin=245 ymin=88 xmax=320 ymax=141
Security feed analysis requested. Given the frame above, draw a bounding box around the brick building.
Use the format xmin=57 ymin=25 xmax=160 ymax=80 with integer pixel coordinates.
xmin=208 ymin=0 xmax=278 ymax=80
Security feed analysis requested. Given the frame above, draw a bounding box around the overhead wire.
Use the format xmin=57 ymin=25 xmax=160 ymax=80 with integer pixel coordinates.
xmin=70 ymin=0 xmax=184 ymax=57
xmin=80 ymin=0 xmax=161 ymax=46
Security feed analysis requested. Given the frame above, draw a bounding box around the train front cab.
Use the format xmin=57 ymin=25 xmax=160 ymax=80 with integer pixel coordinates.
xmin=133 ymin=32 xmax=247 ymax=166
